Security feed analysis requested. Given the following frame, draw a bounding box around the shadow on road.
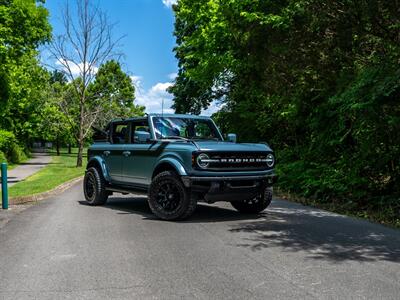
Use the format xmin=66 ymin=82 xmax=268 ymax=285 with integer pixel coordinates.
xmin=78 ymin=197 xmax=400 ymax=263
xmin=79 ymin=196 xmax=265 ymax=223
xmin=7 ymin=176 xmax=19 ymax=183
xmin=229 ymin=200 xmax=400 ymax=263
xmin=19 ymin=162 xmax=58 ymax=166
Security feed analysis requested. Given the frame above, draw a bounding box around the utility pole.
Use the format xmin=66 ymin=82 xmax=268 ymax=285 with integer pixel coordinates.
xmin=161 ymin=98 xmax=164 ymax=117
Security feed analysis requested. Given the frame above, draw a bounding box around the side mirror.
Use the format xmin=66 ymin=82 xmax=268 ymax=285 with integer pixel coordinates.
xmin=227 ymin=133 xmax=237 ymax=143
xmin=135 ymin=131 xmax=151 ymax=143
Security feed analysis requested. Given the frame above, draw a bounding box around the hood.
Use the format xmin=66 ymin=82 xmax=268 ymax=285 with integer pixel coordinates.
xmin=194 ymin=141 xmax=272 ymax=152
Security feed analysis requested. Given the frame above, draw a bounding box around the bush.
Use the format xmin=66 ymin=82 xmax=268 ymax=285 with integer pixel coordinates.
xmin=0 ymin=130 xmax=28 ymax=164
xmin=10 ymin=144 xmax=27 ymax=164
xmin=0 ymin=130 xmax=16 ymax=151
xmin=0 ymin=151 xmax=6 ymax=163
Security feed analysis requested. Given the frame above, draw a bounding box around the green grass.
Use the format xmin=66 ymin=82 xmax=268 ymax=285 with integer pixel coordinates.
xmin=8 ymin=149 xmax=86 ymax=198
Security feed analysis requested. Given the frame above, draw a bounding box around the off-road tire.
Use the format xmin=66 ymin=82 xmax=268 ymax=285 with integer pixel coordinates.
xmin=148 ymin=171 xmax=196 ymax=220
xmin=83 ymin=167 xmax=108 ymax=205
xmin=230 ymin=187 xmax=273 ymax=214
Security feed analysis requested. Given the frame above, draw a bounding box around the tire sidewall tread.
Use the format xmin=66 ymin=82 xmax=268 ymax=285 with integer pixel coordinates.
xmin=148 ymin=171 xmax=196 ymax=220
xmin=83 ymin=167 xmax=108 ymax=206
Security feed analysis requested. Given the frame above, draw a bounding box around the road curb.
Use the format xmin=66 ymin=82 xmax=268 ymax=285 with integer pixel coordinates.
xmin=9 ymin=176 xmax=83 ymax=205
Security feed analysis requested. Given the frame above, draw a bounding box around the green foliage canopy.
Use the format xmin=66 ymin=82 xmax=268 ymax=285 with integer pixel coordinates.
xmin=88 ymin=60 xmax=145 ymax=128
xmin=170 ymin=0 xmax=400 ymax=224
xmin=0 ymin=0 xmax=51 ymax=144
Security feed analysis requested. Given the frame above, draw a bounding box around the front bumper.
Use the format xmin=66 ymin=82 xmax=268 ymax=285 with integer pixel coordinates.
xmin=181 ymin=174 xmax=277 ymax=203
xmin=181 ymin=174 xmax=277 ymax=187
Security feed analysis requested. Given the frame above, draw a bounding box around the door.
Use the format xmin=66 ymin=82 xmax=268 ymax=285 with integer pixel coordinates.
xmin=122 ymin=120 xmax=157 ymax=186
xmin=104 ymin=122 xmax=129 ymax=182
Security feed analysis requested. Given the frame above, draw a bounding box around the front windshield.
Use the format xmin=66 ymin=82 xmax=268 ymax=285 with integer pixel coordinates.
xmin=152 ymin=117 xmax=222 ymax=141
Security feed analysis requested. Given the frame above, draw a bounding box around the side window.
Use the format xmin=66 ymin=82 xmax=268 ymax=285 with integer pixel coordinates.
xmin=132 ymin=121 xmax=150 ymax=144
xmin=112 ymin=123 xmax=129 ymax=144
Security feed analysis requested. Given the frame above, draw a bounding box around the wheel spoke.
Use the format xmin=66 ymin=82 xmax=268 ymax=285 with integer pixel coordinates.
xmin=155 ymin=181 xmax=181 ymax=213
xmin=85 ymin=174 xmax=96 ymax=199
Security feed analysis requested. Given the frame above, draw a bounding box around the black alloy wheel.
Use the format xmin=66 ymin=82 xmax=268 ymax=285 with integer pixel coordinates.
xmin=156 ymin=182 xmax=182 ymax=212
xmin=85 ymin=172 xmax=95 ymax=200
xmin=83 ymin=167 xmax=108 ymax=205
xmin=148 ymin=171 xmax=197 ymax=220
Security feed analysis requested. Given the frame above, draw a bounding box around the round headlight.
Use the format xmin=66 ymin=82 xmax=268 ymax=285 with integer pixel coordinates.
xmin=197 ymin=153 xmax=210 ymax=169
xmin=266 ymin=153 xmax=275 ymax=167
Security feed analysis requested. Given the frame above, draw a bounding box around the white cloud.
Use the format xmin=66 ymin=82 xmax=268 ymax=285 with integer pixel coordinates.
xmin=151 ymin=82 xmax=173 ymax=93
xmin=201 ymin=100 xmax=223 ymax=116
xmin=162 ymin=0 xmax=177 ymax=8
xmin=130 ymin=75 xmax=143 ymax=89
xmin=167 ymin=72 xmax=177 ymax=80
xmin=134 ymin=73 xmax=223 ymax=116
xmin=55 ymin=59 xmax=98 ymax=78
xmin=135 ymin=79 xmax=175 ymax=114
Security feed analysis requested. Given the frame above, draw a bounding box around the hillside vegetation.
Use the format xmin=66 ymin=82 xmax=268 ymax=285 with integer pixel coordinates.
xmin=169 ymin=0 xmax=400 ymax=226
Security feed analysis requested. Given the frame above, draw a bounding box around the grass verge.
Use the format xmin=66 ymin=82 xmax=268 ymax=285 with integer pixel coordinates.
xmin=8 ymin=149 xmax=85 ymax=198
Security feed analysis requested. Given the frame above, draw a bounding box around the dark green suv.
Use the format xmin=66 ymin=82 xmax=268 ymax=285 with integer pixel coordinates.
xmin=84 ymin=114 xmax=276 ymax=220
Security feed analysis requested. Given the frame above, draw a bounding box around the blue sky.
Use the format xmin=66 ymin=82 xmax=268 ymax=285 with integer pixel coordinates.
xmin=43 ymin=0 xmax=175 ymax=113
xmin=44 ymin=0 xmax=219 ymax=115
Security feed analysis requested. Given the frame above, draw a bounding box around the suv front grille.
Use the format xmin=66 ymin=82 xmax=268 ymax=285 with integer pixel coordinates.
xmin=195 ymin=152 xmax=273 ymax=171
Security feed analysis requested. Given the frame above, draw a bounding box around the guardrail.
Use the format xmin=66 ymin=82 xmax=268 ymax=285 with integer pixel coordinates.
xmin=1 ymin=162 xmax=8 ymax=210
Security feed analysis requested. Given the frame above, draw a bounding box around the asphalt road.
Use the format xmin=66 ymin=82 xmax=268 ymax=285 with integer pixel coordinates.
xmin=1 ymin=182 xmax=400 ymax=299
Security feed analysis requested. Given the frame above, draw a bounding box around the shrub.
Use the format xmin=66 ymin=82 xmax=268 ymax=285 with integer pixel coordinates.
xmin=0 ymin=130 xmax=16 ymax=152
xmin=0 ymin=130 xmax=28 ymax=164
xmin=0 ymin=151 xmax=6 ymax=163
xmin=10 ymin=143 xmax=27 ymax=164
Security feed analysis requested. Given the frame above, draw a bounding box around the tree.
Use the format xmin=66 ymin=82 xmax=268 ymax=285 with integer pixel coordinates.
xmin=88 ymin=60 xmax=145 ymax=128
xmin=37 ymin=70 xmax=74 ymax=156
xmin=170 ymin=0 xmax=400 ymax=223
xmin=48 ymin=0 xmax=123 ymax=167
xmin=0 ymin=0 xmax=51 ymax=102
xmin=55 ymin=60 xmax=144 ymax=162
xmin=0 ymin=0 xmax=51 ymax=146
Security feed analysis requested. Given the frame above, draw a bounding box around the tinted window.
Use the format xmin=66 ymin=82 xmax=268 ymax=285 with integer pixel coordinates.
xmin=112 ymin=123 xmax=129 ymax=144
xmin=132 ymin=120 xmax=151 ymax=144
xmin=152 ymin=117 xmax=221 ymax=141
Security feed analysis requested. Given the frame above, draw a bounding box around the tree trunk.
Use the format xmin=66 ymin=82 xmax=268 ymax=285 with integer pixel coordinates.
xmin=77 ymin=140 xmax=84 ymax=167
xmin=68 ymin=144 xmax=72 ymax=154
xmin=76 ymin=101 xmax=85 ymax=167
xmin=56 ymin=137 xmax=60 ymax=156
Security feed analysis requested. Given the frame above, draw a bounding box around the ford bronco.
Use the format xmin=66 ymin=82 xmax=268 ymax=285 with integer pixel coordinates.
xmin=84 ymin=114 xmax=276 ymax=220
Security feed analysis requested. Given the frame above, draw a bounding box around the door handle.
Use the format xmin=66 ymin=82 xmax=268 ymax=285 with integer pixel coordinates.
xmin=123 ymin=151 xmax=131 ymax=157
xmin=103 ymin=151 xmax=110 ymax=156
